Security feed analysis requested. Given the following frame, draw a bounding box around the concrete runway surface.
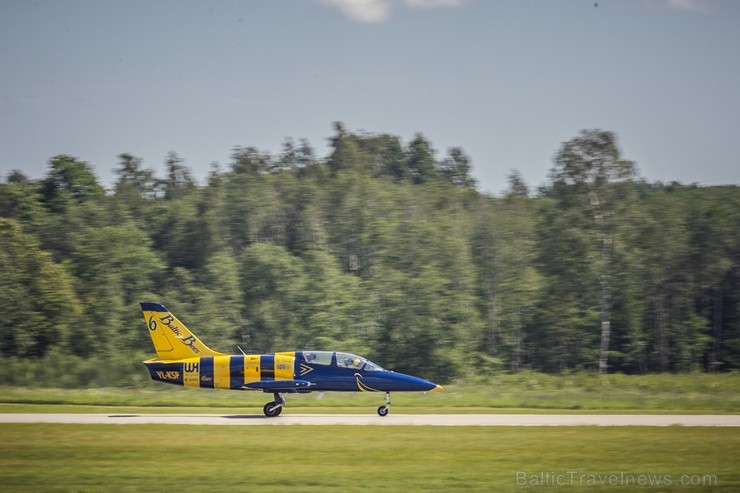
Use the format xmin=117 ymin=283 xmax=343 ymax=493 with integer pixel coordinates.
xmin=1 ymin=413 xmax=739 ymax=426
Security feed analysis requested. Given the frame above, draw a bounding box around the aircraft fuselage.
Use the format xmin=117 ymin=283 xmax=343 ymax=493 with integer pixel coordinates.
xmin=144 ymin=350 xmax=439 ymax=394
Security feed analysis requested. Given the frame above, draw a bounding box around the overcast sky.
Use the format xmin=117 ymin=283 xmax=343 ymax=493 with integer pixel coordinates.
xmin=1 ymin=0 xmax=738 ymax=194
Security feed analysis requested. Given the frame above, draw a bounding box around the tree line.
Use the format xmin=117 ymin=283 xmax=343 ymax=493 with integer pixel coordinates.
xmin=1 ymin=124 xmax=739 ymax=385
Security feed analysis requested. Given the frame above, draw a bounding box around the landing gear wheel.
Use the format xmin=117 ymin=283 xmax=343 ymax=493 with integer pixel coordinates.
xmin=263 ymin=401 xmax=283 ymax=417
xmin=378 ymin=392 xmax=391 ymax=417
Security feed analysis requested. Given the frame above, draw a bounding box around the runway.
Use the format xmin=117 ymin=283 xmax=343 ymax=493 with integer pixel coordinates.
xmin=1 ymin=413 xmax=739 ymax=426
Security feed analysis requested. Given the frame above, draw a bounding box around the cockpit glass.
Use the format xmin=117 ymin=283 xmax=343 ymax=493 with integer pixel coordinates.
xmin=335 ymin=352 xmax=384 ymax=371
xmin=336 ymin=352 xmax=364 ymax=369
xmin=363 ymin=360 xmax=383 ymax=372
xmin=302 ymin=351 xmax=332 ymax=366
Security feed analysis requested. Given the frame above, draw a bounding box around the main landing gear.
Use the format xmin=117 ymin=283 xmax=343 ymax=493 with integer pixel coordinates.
xmin=377 ymin=392 xmax=391 ymax=417
xmin=263 ymin=392 xmax=285 ymax=417
xmin=264 ymin=392 xmax=392 ymax=417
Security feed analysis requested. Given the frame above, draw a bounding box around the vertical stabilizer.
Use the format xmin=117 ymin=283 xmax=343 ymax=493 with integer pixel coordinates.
xmin=141 ymin=302 xmax=226 ymax=360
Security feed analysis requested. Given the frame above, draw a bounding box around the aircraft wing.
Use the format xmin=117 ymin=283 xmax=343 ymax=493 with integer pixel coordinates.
xmin=242 ymin=380 xmax=313 ymax=391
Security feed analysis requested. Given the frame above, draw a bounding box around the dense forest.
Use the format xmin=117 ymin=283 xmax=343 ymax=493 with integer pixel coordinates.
xmin=1 ymin=123 xmax=739 ymax=386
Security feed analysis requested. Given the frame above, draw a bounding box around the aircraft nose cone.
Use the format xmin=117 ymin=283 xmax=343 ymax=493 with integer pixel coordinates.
xmin=379 ymin=372 xmax=441 ymax=392
xmin=414 ymin=377 xmax=441 ymax=392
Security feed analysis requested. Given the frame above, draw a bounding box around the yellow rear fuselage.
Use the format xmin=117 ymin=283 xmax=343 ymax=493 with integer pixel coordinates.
xmin=144 ymin=352 xmax=296 ymax=390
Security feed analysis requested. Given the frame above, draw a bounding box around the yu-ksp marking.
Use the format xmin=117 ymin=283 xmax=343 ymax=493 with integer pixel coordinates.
xmin=141 ymin=303 xmax=441 ymax=416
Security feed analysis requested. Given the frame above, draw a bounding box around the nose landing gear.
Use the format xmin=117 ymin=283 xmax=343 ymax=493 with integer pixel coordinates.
xmin=377 ymin=392 xmax=391 ymax=417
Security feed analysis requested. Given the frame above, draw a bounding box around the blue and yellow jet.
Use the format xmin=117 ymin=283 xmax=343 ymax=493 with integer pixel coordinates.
xmin=141 ymin=302 xmax=442 ymax=417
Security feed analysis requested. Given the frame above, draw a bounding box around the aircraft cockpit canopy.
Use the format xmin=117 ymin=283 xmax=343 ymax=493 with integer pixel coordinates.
xmin=303 ymin=351 xmax=384 ymax=371
xmin=302 ymin=351 xmax=333 ymax=366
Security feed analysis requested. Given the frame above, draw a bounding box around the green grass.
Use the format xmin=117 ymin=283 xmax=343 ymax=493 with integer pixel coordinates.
xmin=1 ymin=372 xmax=739 ymax=413
xmin=0 ymin=424 xmax=738 ymax=492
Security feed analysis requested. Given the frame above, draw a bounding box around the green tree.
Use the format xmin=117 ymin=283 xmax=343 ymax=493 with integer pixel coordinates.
xmin=367 ymin=184 xmax=482 ymax=381
xmin=41 ymin=155 xmax=104 ymax=214
xmin=327 ymin=122 xmax=362 ymax=174
xmin=438 ymin=147 xmax=476 ymax=189
xmin=300 ymin=250 xmax=374 ymax=352
xmin=355 ymin=133 xmax=406 ymax=178
xmin=406 ymin=133 xmax=437 ymax=184
xmin=149 ymin=192 xmax=218 ymax=271
xmin=232 ymin=146 xmax=272 ymax=175
xmin=0 ymin=171 xmax=47 ymax=229
xmin=277 ymin=137 xmax=317 ymax=172
xmin=239 ymin=243 xmax=307 ymax=352
xmin=0 ymin=219 xmax=80 ymax=357
xmin=112 ymin=153 xmax=159 ymax=222
xmin=163 ymin=151 xmax=195 ymax=200
xmin=549 ymin=129 xmax=637 ymax=373
xmin=472 ymin=173 xmax=541 ymax=372
xmin=685 ymin=187 xmax=740 ymax=370
xmin=71 ymin=222 xmax=166 ymax=353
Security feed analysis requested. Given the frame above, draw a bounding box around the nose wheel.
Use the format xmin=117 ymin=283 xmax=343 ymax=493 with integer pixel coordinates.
xmin=377 ymin=392 xmax=391 ymax=417
xmin=263 ymin=392 xmax=285 ymax=417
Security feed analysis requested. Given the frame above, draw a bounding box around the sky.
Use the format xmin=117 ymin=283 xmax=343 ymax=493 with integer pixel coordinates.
xmin=1 ymin=0 xmax=739 ymax=195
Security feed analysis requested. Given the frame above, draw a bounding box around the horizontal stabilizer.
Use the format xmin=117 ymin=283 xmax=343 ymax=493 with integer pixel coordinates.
xmin=243 ymin=380 xmax=313 ymax=390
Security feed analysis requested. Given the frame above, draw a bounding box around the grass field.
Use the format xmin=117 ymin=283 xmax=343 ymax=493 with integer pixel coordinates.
xmin=2 ymin=372 xmax=740 ymax=414
xmin=0 ymin=424 xmax=738 ymax=492
xmin=1 ymin=374 xmax=738 ymax=492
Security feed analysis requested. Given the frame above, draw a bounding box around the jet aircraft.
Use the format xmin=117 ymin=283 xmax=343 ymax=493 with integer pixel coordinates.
xmin=141 ymin=302 xmax=442 ymax=416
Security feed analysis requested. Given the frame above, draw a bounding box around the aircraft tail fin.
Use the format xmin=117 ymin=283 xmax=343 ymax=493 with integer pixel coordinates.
xmin=141 ymin=302 xmax=226 ymax=360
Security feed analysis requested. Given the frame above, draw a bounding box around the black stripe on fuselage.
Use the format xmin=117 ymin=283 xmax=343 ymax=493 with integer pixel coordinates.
xmin=200 ymin=356 xmax=214 ymax=388
xmin=230 ymin=355 xmax=244 ymax=389
xmin=260 ymin=354 xmax=275 ymax=380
